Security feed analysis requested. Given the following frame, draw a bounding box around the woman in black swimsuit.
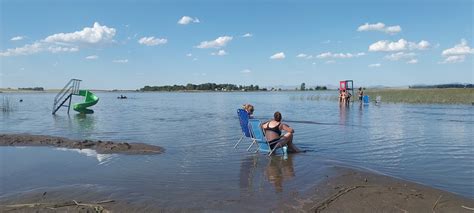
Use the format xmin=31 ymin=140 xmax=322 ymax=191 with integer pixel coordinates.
xmin=262 ymin=111 xmax=301 ymax=153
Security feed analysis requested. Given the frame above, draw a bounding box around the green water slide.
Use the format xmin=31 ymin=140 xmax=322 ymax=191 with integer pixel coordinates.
xmin=73 ymin=90 xmax=99 ymax=114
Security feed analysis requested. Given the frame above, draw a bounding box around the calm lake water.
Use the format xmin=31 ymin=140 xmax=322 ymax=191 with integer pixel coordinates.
xmin=1 ymin=91 xmax=473 ymax=208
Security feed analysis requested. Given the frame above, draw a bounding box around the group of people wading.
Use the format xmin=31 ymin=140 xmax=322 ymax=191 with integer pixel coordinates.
xmin=339 ymin=87 xmax=364 ymax=104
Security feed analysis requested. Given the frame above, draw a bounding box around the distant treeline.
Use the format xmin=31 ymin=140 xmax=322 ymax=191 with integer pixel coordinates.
xmin=409 ymin=84 xmax=473 ymax=89
xmin=18 ymin=87 xmax=44 ymax=91
xmin=140 ymin=83 xmax=266 ymax=91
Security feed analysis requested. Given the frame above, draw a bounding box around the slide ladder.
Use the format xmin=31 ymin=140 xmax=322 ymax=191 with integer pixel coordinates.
xmin=52 ymin=79 xmax=82 ymax=114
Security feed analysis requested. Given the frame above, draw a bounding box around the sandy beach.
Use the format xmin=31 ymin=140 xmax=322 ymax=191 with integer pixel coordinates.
xmin=0 ymin=165 xmax=472 ymax=212
xmin=0 ymin=134 xmax=164 ymax=155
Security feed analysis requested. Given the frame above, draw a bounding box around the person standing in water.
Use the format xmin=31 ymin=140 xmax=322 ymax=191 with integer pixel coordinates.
xmin=358 ymin=87 xmax=364 ymax=103
xmin=262 ymin=111 xmax=302 ymax=153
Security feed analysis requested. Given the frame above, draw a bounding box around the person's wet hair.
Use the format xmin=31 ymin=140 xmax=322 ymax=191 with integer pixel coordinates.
xmin=274 ymin=111 xmax=282 ymax=122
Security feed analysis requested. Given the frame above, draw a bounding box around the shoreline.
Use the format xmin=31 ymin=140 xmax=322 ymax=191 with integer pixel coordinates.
xmin=0 ymin=134 xmax=164 ymax=155
xmin=0 ymin=134 xmax=472 ymax=211
xmin=0 ymin=165 xmax=472 ymax=212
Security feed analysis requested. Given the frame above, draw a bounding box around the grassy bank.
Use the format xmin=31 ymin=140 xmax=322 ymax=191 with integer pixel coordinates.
xmin=365 ymin=88 xmax=474 ymax=104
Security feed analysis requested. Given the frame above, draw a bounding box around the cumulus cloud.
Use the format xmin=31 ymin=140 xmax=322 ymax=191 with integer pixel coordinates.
xmin=196 ymin=36 xmax=232 ymax=49
xmin=270 ymin=52 xmax=285 ymax=60
xmin=441 ymin=39 xmax=473 ymax=56
xmin=440 ymin=39 xmax=473 ymax=64
xmin=1 ymin=22 xmax=116 ymax=57
xmin=138 ymin=36 xmax=167 ymax=46
xmin=357 ymin=22 xmax=402 ymax=34
xmin=242 ymin=33 xmax=253 ymax=37
xmin=385 ymin=52 xmax=416 ymax=61
xmin=178 ymin=16 xmax=200 ymax=25
xmin=112 ymin=59 xmax=128 ymax=63
xmin=407 ymin=59 xmax=418 ymax=64
xmin=11 ymin=36 xmax=25 ymax=41
xmin=0 ymin=42 xmax=43 ymax=56
xmin=316 ymin=52 xmax=365 ymax=59
xmin=211 ymin=50 xmax=227 ymax=56
xmin=296 ymin=53 xmax=313 ymax=59
xmin=47 ymin=46 xmax=79 ymax=53
xmin=241 ymin=69 xmax=251 ymax=73
xmin=85 ymin=55 xmax=98 ymax=60
xmin=44 ymin=22 xmax=115 ymax=44
xmin=441 ymin=55 xmax=466 ymax=64
xmin=369 ymin=39 xmax=430 ymax=52
xmin=409 ymin=40 xmax=430 ymax=50
xmin=368 ymin=63 xmax=381 ymax=67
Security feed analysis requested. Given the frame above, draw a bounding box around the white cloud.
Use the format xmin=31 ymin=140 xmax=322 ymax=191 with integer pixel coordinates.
xmin=357 ymin=22 xmax=402 ymax=34
xmin=441 ymin=55 xmax=466 ymax=64
xmin=211 ymin=50 xmax=227 ymax=56
xmin=48 ymin=46 xmax=79 ymax=53
xmin=11 ymin=36 xmax=25 ymax=41
xmin=441 ymin=39 xmax=474 ymax=56
xmin=242 ymin=33 xmax=253 ymax=37
xmin=241 ymin=69 xmax=251 ymax=73
xmin=44 ymin=22 xmax=115 ymax=44
xmin=186 ymin=53 xmax=192 ymax=57
xmin=85 ymin=55 xmax=98 ymax=60
xmin=196 ymin=36 xmax=232 ymax=49
xmin=369 ymin=39 xmax=430 ymax=52
xmin=296 ymin=53 xmax=313 ymax=59
xmin=407 ymin=59 xmax=418 ymax=64
xmin=409 ymin=40 xmax=430 ymax=50
xmin=296 ymin=53 xmax=307 ymax=58
xmin=112 ymin=59 xmax=128 ymax=63
xmin=316 ymin=52 xmax=365 ymax=59
xmin=440 ymin=39 xmax=473 ymax=64
xmin=0 ymin=42 xmax=43 ymax=56
xmin=369 ymin=39 xmax=407 ymax=52
xmin=325 ymin=60 xmax=336 ymax=64
xmin=270 ymin=52 xmax=285 ymax=60
xmin=178 ymin=16 xmax=200 ymax=25
xmin=385 ymin=52 xmax=416 ymax=61
xmin=368 ymin=63 xmax=381 ymax=67
xmin=138 ymin=36 xmax=167 ymax=46
xmin=1 ymin=22 xmax=116 ymax=57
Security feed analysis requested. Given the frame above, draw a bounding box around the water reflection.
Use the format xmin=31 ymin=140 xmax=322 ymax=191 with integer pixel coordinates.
xmin=240 ymin=154 xmax=296 ymax=193
xmin=55 ymin=148 xmax=114 ymax=165
xmin=265 ymin=155 xmax=295 ymax=193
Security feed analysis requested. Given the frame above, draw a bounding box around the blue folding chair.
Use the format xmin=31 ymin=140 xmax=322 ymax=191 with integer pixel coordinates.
xmin=235 ymin=109 xmax=256 ymax=151
xmin=247 ymin=119 xmax=287 ymax=156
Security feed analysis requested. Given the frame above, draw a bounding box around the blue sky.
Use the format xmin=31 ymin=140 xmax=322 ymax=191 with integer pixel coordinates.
xmin=1 ymin=0 xmax=473 ymax=90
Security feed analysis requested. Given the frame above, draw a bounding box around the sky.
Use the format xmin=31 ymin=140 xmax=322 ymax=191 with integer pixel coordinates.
xmin=0 ymin=0 xmax=473 ymax=90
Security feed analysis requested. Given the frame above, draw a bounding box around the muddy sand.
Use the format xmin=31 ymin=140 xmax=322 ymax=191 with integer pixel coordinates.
xmin=0 ymin=134 xmax=164 ymax=154
xmin=0 ymin=166 xmax=472 ymax=212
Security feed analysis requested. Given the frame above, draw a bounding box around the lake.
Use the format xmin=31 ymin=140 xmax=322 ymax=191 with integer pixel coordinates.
xmin=1 ymin=91 xmax=473 ymax=209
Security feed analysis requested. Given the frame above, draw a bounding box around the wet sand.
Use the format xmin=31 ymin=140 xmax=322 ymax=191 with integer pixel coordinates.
xmin=0 ymin=134 xmax=164 ymax=154
xmin=0 ymin=166 xmax=472 ymax=212
xmin=295 ymin=167 xmax=474 ymax=212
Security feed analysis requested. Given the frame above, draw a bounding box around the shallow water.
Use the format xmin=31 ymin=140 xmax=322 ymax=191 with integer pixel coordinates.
xmin=1 ymin=91 xmax=473 ymax=207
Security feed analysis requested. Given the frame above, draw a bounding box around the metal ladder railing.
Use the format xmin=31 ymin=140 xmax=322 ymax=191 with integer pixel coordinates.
xmin=52 ymin=79 xmax=82 ymax=114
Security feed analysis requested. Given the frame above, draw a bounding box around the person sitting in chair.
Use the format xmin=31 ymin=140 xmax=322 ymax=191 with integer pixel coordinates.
xmin=262 ymin=111 xmax=302 ymax=153
xmin=242 ymin=104 xmax=254 ymax=118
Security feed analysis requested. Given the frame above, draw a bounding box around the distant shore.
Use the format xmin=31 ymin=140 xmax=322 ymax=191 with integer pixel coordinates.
xmin=2 ymin=88 xmax=473 ymax=104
